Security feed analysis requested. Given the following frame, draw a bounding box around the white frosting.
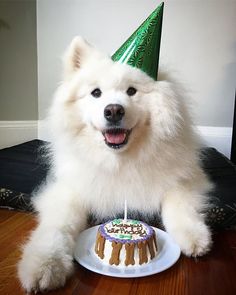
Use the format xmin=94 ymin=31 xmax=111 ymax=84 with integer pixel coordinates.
xmin=102 ymin=219 xmax=152 ymax=242
xmin=102 ymin=239 xmax=157 ymax=266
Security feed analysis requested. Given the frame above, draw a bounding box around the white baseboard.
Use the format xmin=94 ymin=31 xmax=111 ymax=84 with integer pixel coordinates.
xmin=196 ymin=126 xmax=232 ymax=158
xmin=0 ymin=121 xmax=233 ymax=158
xmin=0 ymin=121 xmax=38 ymax=149
xmin=38 ymin=119 xmax=52 ymax=142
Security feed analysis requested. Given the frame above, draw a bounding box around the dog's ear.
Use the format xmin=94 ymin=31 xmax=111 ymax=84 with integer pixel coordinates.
xmin=63 ymin=36 xmax=94 ymax=79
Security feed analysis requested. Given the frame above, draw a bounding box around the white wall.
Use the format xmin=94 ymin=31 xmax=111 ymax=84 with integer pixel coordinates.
xmin=162 ymin=0 xmax=236 ymax=127
xmin=0 ymin=0 xmax=38 ymax=120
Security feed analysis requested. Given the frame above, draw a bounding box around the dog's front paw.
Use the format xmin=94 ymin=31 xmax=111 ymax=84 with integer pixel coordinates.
xmin=18 ymin=250 xmax=73 ymax=293
xmin=172 ymin=222 xmax=212 ymax=257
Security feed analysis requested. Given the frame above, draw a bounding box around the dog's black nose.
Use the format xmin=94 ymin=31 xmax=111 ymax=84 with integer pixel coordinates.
xmin=104 ymin=104 xmax=125 ymax=123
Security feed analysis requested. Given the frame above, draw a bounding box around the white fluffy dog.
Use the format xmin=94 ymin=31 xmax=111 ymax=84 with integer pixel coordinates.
xmin=18 ymin=36 xmax=212 ymax=292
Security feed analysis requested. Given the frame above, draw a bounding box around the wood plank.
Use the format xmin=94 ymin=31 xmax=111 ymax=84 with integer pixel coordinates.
xmin=0 ymin=209 xmax=236 ymax=295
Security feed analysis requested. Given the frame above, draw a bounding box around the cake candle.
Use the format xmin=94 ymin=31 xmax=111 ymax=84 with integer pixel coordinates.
xmin=124 ymin=199 xmax=127 ymax=222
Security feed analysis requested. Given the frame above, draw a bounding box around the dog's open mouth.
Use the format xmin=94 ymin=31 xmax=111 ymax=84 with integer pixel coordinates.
xmin=102 ymin=128 xmax=132 ymax=149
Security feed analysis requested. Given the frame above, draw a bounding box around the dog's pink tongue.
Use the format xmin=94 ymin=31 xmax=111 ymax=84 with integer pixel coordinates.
xmin=105 ymin=132 xmax=126 ymax=144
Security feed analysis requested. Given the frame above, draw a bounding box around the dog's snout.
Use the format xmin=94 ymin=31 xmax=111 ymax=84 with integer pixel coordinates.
xmin=104 ymin=104 xmax=125 ymax=123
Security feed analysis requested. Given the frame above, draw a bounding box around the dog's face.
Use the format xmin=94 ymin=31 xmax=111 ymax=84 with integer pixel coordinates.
xmin=52 ymin=37 xmax=183 ymax=155
xmin=78 ymin=62 xmax=158 ymax=152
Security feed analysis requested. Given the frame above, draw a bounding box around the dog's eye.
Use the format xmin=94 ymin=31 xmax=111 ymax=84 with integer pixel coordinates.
xmin=91 ymin=88 xmax=102 ymax=98
xmin=127 ymin=87 xmax=137 ymax=96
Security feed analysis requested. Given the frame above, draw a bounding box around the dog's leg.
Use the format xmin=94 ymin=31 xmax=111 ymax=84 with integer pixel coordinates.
xmin=161 ymin=187 xmax=212 ymax=257
xmin=18 ymin=183 xmax=87 ymax=293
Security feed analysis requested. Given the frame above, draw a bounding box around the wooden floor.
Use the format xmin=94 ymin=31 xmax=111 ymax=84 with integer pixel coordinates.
xmin=0 ymin=209 xmax=236 ymax=295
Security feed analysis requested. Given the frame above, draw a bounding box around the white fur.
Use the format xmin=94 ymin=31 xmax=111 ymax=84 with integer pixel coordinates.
xmin=18 ymin=36 xmax=212 ymax=292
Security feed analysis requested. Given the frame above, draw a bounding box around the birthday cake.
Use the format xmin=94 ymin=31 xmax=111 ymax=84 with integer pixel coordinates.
xmin=94 ymin=219 xmax=158 ymax=266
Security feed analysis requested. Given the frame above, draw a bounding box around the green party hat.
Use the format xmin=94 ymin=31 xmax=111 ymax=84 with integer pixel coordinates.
xmin=112 ymin=2 xmax=164 ymax=80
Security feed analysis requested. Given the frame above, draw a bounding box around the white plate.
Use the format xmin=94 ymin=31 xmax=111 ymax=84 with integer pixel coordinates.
xmin=74 ymin=225 xmax=181 ymax=278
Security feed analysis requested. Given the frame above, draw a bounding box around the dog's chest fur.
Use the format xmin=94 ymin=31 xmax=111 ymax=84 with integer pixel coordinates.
xmin=54 ymin=150 xmax=176 ymax=218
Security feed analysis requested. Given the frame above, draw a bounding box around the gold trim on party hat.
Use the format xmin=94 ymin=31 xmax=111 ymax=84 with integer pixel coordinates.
xmin=112 ymin=2 xmax=164 ymax=80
